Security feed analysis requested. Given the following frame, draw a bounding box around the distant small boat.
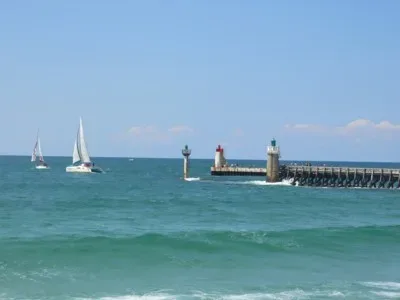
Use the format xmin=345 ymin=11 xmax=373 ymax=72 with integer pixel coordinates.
xmin=129 ymin=158 xmax=134 ymax=161
xmin=31 ymin=130 xmax=50 ymax=169
xmin=65 ymin=117 xmax=103 ymax=173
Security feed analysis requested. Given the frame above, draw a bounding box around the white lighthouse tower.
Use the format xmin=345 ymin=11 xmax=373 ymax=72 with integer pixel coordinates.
xmin=182 ymin=144 xmax=191 ymax=179
xmin=214 ymin=145 xmax=227 ymax=168
xmin=266 ymin=138 xmax=280 ymax=182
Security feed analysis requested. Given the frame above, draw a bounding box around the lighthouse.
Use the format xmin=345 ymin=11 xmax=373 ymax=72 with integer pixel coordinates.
xmin=266 ymin=138 xmax=280 ymax=182
xmin=214 ymin=145 xmax=227 ymax=168
xmin=182 ymin=144 xmax=191 ymax=179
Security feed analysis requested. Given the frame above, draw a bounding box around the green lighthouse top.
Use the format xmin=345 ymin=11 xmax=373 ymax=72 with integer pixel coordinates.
xmin=182 ymin=144 xmax=191 ymax=156
xmin=271 ymin=138 xmax=276 ymax=147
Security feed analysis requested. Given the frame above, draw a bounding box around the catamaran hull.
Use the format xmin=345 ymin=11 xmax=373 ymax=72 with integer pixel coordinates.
xmin=36 ymin=165 xmax=50 ymax=169
xmin=66 ymin=165 xmax=103 ymax=173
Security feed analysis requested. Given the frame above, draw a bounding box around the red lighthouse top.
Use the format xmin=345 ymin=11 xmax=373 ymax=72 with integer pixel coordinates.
xmin=216 ymin=145 xmax=224 ymax=153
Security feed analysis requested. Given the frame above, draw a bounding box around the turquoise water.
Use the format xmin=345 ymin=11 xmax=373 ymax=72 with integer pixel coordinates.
xmin=1 ymin=156 xmax=400 ymax=300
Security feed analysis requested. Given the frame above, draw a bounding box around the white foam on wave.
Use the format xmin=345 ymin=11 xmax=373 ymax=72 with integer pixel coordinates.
xmin=76 ymin=293 xmax=175 ymax=300
xmin=75 ymin=289 xmax=345 ymax=300
xmin=184 ymin=177 xmax=201 ymax=182
xmin=371 ymin=291 xmax=400 ymax=298
xmin=182 ymin=177 xmax=296 ymax=186
xmin=361 ymin=281 xmax=400 ymax=290
xmin=235 ymin=178 xmax=295 ymax=187
xmin=359 ymin=282 xmax=400 ymax=299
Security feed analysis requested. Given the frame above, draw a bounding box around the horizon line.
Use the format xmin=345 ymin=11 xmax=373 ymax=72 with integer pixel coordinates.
xmin=1 ymin=154 xmax=399 ymax=164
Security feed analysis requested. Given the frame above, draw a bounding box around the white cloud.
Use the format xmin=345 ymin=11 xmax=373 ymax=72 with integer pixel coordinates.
xmin=337 ymin=119 xmax=400 ymax=136
xmin=284 ymin=123 xmax=326 ymax=132
xmin=345 ymin=119 xmax=374 ymax=128
xmin=375 ymin=121 xmax=400 ymax=130
xmin=125 ymin=124 xmax=194 ymax=143
xmin=128 ymin=125 xmax=158 ymax=136
xmin=284 ymin=119 xmax=400 ymax=136
xmin=167 ymin=125 xmax=194 ymax=134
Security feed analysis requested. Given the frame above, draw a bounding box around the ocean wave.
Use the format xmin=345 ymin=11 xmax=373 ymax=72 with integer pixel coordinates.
xmin=2 ymin=225 xmax=399 ymax=258
xmin=359 ymin=281 xmax=400 ymax=299
xmin=74 ymin=289 xmax=346 ymax=300
xmin=184 ymin=177 xmax=201 ymax=182
xmin=217 ymin=179 xmax=294 ymax=187
xmin=1 ymin=286 xmax=398 ymax=300
xmin=370 ymin=291 xmax=400 ymax=298
xmin=360 ymin=281 xmax=400 ymax=290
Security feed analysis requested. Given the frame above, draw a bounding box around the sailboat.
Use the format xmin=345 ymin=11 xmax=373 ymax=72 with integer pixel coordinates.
xmin=31 ymin=130 xmax=50 ymax=169
xmin=65 ymin=117 xmax=103 ymax=173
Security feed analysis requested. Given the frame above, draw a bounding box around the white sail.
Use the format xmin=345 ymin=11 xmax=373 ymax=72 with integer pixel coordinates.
xmin=72 ymin=139 xmax=80 ymax=164
xmin=31 ymin=129 xmax=39 ymax=162
xmin=78 ymin=117 xmax=91 ymax=163
xmin=37 ymin=138 xmax=44 ymax=161
xmin=31 ymin=141 xmax=37 ymax=162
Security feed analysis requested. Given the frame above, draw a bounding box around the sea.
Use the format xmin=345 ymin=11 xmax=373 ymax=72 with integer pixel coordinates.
xmin=1 ymin=156 xmax=400 ymax=300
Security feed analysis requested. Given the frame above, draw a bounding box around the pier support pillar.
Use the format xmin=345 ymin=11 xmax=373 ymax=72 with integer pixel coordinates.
xmin=266 ymin=138 xmax=280 ymax=182
xmin=182 ymin=144 xmax=191 ymax=179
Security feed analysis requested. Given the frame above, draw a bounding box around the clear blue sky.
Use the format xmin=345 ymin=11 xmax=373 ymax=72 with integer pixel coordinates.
xmin=1 ymin=0 xmax=399 ymax=161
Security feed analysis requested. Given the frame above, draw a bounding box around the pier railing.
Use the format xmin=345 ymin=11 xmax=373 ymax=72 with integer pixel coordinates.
xmin=211 ymin=166 xmax=266 ymax=176
xmin=211 ymin=166 xmax=266 ymax=172
xmin=283 ymin=165 xmax=400 ymax=188
xmin=284 ymin=165 xmax=400 ymax=176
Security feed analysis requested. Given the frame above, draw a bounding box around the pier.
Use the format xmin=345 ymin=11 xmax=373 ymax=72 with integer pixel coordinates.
xmin=210 ymin=144 xmax=266 ymax=176
xmin=209 ymin=140 xmax=280 ymax=181
xmin=207 ymin=139 xmax=400 ymax=188
xmin=282 ymin=165 xmax=400 ymax=188
xmin=211 ymin=166 xmax=266 ymax=176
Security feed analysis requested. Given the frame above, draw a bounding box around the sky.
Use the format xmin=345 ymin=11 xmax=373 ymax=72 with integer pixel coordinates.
xmin=1 ymin=0 xmax=400 ymax=162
